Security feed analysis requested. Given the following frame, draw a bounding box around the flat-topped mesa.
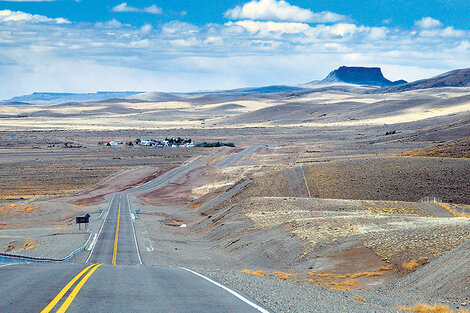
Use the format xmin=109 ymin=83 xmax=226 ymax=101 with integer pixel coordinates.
xmin=321 ymin=66 xmax=407 ymax=87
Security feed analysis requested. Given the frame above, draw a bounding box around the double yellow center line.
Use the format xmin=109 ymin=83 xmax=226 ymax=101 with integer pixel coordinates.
xmin=41 ymin=263 xmax=103 ymax=313
xmin=41 ymin=196 xmax=122 ymax=312
xmin=112 ymin=202 xmax=121 ymax=265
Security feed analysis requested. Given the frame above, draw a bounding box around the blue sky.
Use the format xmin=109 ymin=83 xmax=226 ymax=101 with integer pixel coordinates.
xmin=0 ymin=0 xmax=469 ymax=98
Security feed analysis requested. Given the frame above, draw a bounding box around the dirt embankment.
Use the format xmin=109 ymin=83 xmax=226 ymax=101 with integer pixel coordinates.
xmin=401 ymin=136 xmax=470 ymax=158
xmin=303 ymin=157 xmax=470 ymax=204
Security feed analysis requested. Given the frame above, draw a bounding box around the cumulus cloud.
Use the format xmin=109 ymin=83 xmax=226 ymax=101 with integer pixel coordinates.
xmin=224 ymin=0 xmax=346 ymax=23
xmin=415 ymin=17 xmax=442 ymax=29
xmin=419 ymin=26 xmax=465 ymax=38
xmin=139 ymin=24 xmax=153 ymax=35
xmin=0 ymin=9 xmax=70 ymax=24
xmin=112 ymin=3 xmax=162 ymax=14
xmin=226 ymin=20 xmax=310 ymax=35
xmin=95 ymin=19 xmax=123 ymax=28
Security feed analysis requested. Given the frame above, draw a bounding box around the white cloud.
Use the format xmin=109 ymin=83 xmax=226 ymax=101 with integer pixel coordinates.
xmin=419 ymin=26 xmax=465 ymax=38
xmin=1 ymin=9 xmax=470 ymax=99
xmin=139 ymin=24 xmax=153 ymax=35
xmin=224 ymin=0 xmax=346 ymax=23
xmin=112 ymin=3 xmax=162 ymax=14
xmin=143 ymin=5 xmax=162 ymax=14
xmin=0 ymin=9 xmax=70 ymax=24
xmin=95 ymin=19 xmax=123 ymax=29
xmin=368 ymin=27 xmax=387 ymax=40
xmin=226 ymin=20 xmax=310 ymax=35
xmin=415 ymin=17 xmax=442 ymax=29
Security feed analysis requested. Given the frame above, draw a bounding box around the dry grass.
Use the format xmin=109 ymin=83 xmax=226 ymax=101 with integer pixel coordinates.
xmin=0 ymin=203 xmax=24 ymax=214
xmin=436 ymin=202 xmax=470 ymax=218
xmin=13 ymin=205 xmax=39 ymax=213
xmin=400 ymin=136 xmax=470 ymax=159
xmin=272 ymin=272 xmax=298 ymax=280
xmin=379 ymin=265 xmax=393 ymax=271
xmin=189 ymin=203 xmax=200 ymax=209
xmin=0 ymin=203 xmax=40 ymax=215
xmin=352 ymin=295 xmax=367 ymax=302
xmin=302 ymin=157 xmax=470 ymax=205
xmin=366 ymin=207 xmax=422 ymax=215
xmin=402 ymin=259 xmax=420 ymax=270
xmin=244 ymin=267 xmax=390 ymax=291
xmin=4 ymin=239 xmax=38 ymax=253
xmin=242 ymin=269 xmax=266 ymax=276
xmin=398 ymin=303 xmax=470 ymax=313
xmin=349 ymin=272 xmax=383 ymax=278
xmin=328 ymin=280 xmax=360 ymax=291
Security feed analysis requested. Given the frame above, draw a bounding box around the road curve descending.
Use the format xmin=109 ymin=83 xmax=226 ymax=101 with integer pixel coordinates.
xmin=215 ymin=146 xmax=260 ymax=168
xmin=87 ymin=192 xmax=141 ymax=265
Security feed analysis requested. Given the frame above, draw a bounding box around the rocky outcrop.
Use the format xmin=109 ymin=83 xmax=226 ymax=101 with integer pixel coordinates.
xmin=320 ymin=66 xmax=407 ymax=87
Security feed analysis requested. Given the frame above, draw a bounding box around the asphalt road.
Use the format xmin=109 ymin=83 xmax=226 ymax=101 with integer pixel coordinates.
xmin=0 ymin=163 xmax=270 ymax=313
xmin=87 ymin=193 xmax=141 ymax=266
xmin=133 ymin=164 xmax=195 ymax=195
xmin=0 ymin=262 xmax=267 ymax=313
xmin=215 ymin=146 xmax=260 ymax=167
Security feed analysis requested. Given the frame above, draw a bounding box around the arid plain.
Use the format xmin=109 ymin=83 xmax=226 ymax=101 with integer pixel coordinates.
xmin=1 ymin=70 xmax=470 ymax=312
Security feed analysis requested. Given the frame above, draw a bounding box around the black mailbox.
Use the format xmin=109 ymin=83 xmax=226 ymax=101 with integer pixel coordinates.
xmin=76 ymin=213 xmax=90 ymax=230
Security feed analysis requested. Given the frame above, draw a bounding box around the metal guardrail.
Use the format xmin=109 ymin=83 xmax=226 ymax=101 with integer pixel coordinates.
xmin=0 ymin=230 xmax=93 ymax=264
xmin=92 ymin=208 xmax=104 ymax=221
xmin=419 ymin=196 xmax=442 ymax=203
xmin=134 ymin=208 xmax=141 ymax=219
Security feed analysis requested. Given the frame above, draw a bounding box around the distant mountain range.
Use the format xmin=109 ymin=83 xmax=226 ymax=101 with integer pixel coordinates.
xmin=3 ymin=91 xmax=142 ymax=104
xmin=129 ymin=86 xmax=305 ymax=101
xmin=3 ymin=67 xmax=470 ymax=104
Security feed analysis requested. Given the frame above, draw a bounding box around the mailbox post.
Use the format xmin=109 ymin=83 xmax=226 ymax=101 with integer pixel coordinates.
xmin=76 ymin=213 xmax=90 ymax=230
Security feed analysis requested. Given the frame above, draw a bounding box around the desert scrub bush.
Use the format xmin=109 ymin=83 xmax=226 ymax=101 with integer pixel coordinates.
xmin=242 ymin=269 xmax=266 ymax=276
xmin=352 ymin=295 xmax=366 ymax=302
xmin=398 ymin=303 xmax=470 ymax=313
xmin=379 ymin=265 xmax=393 ymax=271
xmin=328 ymin=280 xmax=359 ymax=291
xmin=402 ymin=259 xmax=419 ymax=270
xmin=271 ymin=272 xmax=299 ymax=280
xmin=366 ymin=207 xmax=421 ymax=215
xmin=350 ymin=272 xmax=383 ymax=278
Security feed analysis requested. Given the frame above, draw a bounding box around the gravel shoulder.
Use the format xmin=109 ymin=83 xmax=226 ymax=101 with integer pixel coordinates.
xmin=195 ymin=267 xmax=401 ymax=313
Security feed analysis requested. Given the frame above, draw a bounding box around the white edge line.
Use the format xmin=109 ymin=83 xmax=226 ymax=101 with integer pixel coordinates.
xmin=86 ymin=234 xmax=98 ymax=251
xmin=127 ymin=194 xmax=143 ymax=265
xmin=0 ymin=263 xmax=20 ymax=268
xmin=179 ymin=268 xmax=270 ymax=313
xmin=86 ymin=193 xmax=116 ymax=262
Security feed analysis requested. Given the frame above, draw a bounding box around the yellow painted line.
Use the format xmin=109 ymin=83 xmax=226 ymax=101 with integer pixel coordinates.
xmin=112 ymin=202 xmax=121 ymax=265
xmin=56 ymin=263 xmax=103 ymax=313
xmin=40 ymin=263 xmax=96 ymax=313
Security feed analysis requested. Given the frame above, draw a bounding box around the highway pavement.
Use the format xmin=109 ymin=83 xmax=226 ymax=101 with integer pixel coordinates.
xmin=86 ymin=193 xmax=141 ymax=266
xmin=0 ymin=158 xmax=271 ymax=313
xmin=0 ymin=262 xmax=268 ymax=312
xmin=215 ymin=146 xmax=260 ymax=167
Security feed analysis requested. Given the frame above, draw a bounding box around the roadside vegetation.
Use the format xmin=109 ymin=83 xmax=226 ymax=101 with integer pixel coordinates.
xmin=398 ymin=303 xmax=470 ymax=313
